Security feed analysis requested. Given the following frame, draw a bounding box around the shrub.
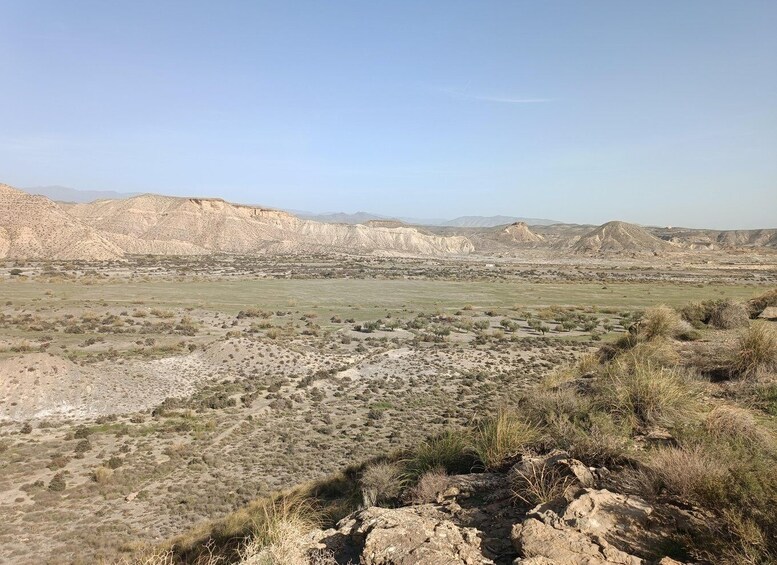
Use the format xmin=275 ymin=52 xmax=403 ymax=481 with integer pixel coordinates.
xmin=404 ymin=468 xmax=448 ymax=504
xmin=733 ymin=323 xmax=777 ymax=379
xmin=472 ymin=408 xmax=539 ymax=470
xmin=48 ymin=472 xmax=66 ymax=492
xmin=709 ymin=300 xmax=750 ymax=330
xmin=360 ymin=462 xmax=403 ymax=507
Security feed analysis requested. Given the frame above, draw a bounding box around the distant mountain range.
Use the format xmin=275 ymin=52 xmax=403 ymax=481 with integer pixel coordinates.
xmin=30 ymin=188 xmax=560 ymax=227
xmin=25 ymin=185 xmax=141 ymax=203
xmin=293 ymin=211 xmax=560 ymax=227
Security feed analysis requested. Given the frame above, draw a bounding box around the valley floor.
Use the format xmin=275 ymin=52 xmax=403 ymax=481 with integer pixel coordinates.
xmin=0 ymin=255 xmax=774 ymax=564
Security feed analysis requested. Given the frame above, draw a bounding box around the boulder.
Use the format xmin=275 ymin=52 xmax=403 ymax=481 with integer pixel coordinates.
xmin=513 ymin=489 xmax=656 ymax=565
xmin=315 ymin=505 xmax=494 ymax=565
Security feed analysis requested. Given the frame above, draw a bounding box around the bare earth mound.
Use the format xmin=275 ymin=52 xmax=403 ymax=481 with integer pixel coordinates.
xmin=573 ymin=220 xmax=673 ymax=254
xmin=498 ymin=222 xmax=545 ymax=244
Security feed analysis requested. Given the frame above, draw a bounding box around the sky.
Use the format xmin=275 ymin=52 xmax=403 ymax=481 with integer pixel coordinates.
xmin=1 ymin=1 xmax=776 ymax=229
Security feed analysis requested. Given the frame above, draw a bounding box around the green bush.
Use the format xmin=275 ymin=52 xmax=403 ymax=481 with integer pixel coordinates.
xmin=404 ymin=430 xmax=474 ymax=479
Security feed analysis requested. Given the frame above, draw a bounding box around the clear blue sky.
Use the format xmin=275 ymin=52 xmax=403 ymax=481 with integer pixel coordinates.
xmin=1 ymin=1 xmax=775 ymax=228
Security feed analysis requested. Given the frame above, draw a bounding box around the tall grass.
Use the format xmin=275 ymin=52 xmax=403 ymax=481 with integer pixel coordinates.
xmin=472 ymin=408 xmax=539 ymax=470
xmin=238 ymin=497 xmax=319 ymax=565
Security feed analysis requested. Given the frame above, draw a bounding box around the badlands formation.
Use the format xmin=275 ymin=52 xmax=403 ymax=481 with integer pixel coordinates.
xmin=2 ymin=183 xmax=776 ymax=261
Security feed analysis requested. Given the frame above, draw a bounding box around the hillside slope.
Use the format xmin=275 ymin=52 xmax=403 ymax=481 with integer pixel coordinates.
xmin=70 ymin=194 xmax=474 ymax=256
xmin=497 ymin=221 xmax=546 ymax=244
xmin=0 ymin=184 xmax=124 ymax=260
xmin=573 ymin=221 xmax=673 ymax=254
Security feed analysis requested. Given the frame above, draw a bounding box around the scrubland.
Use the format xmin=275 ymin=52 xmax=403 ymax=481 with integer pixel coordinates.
xmin=0 ymin=255 xmax=774 ymax=564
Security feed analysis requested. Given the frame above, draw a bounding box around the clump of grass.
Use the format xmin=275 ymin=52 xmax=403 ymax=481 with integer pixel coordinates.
xmin=524 ymin=386 xmax=591 ymax=424
xmin=638 ymin=305 xmax=685 ymax=341
xmin=92 ymin=466 xmax=114 ymax=484
xmin=404 ymin=430 xmax=474 ymax=479
xmin=545 ymin=411 xmax=631 ymax=466
xmin=360 ymin=461 xmax=403 ymax=507
xmin=598 ymin=355 xmax=696 ymax=429
xmin=733 ymin=323 xmax=777 ymax=379
xmin=640 ymin=445 xmax=727 ymax=503
xmin=704 ymin=405 xmax=772 ymax=450
xmin=680 ymin=299 xmax=749 ymax=330
xmin=472 ymin=408 xmax=540 ymax=470
xmin=626 ymin=339 xmax=681 ymax=368
xmin=640 ymin=442 xmax=777 ymax=564
xmin=238 ymin=497 xmax=319 ymax=565
xmin=510 ymin=459 xmax=575 ymax=507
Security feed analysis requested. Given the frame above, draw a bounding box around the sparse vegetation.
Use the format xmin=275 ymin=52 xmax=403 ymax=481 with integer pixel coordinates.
xmin=0 ymin=259 xmax=773 ymax=564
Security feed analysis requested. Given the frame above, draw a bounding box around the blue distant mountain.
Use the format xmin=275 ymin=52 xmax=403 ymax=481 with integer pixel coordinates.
xmin=23 ymin=185 xmax=141 ymax=203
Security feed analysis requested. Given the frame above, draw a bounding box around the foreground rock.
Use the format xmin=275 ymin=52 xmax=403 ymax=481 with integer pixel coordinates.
xmin=302 ymin=451 xmax=692 ymax=565
xmin=313 ymin=506 xmax=494 ymax=565
xmin=513 ymin=489 xmax=653 ymax=565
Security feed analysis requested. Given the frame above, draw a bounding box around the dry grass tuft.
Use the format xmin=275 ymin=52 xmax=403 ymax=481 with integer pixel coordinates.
xmin=238 ymin=497 xmax=319 ymax=565
xmin=510 ymin=459 xmax=574 ymax=507
xmin=705 ymin=405 xmax=773 ymax=449
xmin=405 ymin=430 xmax=474 ymax=478
xmin=627 ymin=339 xmax=681 ymax=368
xmin=598 ymin=355 xmax=696 ymax=428
xmin=640 ymin=445 xmax=727 ymax=502
xmin=734 ymin=323 xmax=777 ymax=379
xmin=404 ymin=467 xmax=449 ymax=504
xmin=360 ymin=461 xmax=403 ymax=507
xmin=92 ymin=465 xmax=114 ymax=484
xmin=638 ymin=305 xmax=685 ymax=341
xmin=709 ymin=300 xmax=750 ymax=330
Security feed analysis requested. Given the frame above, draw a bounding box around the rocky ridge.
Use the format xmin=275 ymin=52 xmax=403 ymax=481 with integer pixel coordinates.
xmin=299 ymin=451 xmax=692 ymax=565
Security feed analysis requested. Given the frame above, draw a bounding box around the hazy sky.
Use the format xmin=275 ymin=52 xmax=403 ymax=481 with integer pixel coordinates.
xmin=1 ymin=1 xmax=776 ymax=228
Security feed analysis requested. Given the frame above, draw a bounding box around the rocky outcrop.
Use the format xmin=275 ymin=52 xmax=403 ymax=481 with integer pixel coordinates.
xmin=302 ymin=451 xmax=692 ymax=565
xmin=513 ymin=489 xmax=653 ymax=565
xmin=311 ymin=506 xmax=494 ymax=565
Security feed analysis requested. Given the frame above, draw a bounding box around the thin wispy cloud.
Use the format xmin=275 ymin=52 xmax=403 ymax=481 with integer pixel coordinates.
xmin=437 ymin=86 xmax=553 ymax=104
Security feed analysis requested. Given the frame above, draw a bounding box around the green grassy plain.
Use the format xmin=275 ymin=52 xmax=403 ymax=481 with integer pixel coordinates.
xmin=2 ymin=278 xmax=764 ymax=316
